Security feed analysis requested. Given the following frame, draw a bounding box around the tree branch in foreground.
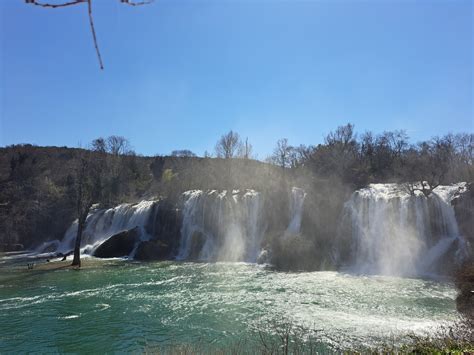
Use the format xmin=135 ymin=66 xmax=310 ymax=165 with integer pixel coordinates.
xmin=25 ymin=0 xmax=86 ymax=8
xmin=86 ymin=0 xmax=104 ymax=70
xmin=25 ymin=0 xmax=154 ymax=70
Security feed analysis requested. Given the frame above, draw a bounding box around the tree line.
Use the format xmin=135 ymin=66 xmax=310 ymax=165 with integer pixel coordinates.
xmin=175 ymin=124 xmax=473 ymax=192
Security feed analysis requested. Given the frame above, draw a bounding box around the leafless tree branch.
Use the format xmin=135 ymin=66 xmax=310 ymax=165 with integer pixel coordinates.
xmin=26 ymin=0 xmax=153 ymax=70
xmin=86 ymin=0 xmax=104 ymax=70
xmin=25 ymin=0 xmax=87 ymax=8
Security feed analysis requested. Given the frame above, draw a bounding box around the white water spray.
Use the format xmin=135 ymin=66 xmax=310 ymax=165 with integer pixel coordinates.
xmin=285 ymin=187 xmax=306 ymax=236
xmin=339 ymin=183 xmax=467 ymax=276
xmin=47 ymin=200 xmax=157 ymax=255
xmin=177 ymin=190 xmax=264 ymax=262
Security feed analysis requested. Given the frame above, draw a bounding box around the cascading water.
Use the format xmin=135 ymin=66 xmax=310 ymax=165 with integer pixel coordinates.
xmin=36 ymin=182 xmax=467 ymax=273
xmin=177 ymin=190 xmax=264 ymax=262
xmin=41 ymin=200 xmax=157 ymax=255
xmin=338 ymin=183 xmax=467 ymax=276
xmin=285 ymin=187 xmax=306 ymax=236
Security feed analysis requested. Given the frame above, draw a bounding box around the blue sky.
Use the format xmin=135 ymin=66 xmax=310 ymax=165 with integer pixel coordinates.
xmin=0 ymin=0 xmax=472 ymax=158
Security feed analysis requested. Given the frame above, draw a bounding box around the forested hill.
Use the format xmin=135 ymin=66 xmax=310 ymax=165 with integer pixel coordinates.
xmin=0 ymin=144 xmax=292 ymax=250
xmin=0 ymin=145 xmax=137 ymax=249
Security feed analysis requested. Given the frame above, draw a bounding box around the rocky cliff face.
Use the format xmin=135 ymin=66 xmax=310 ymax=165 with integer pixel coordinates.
xmin=452 ymin=183 xmax=474 ymax=319
xmin=455 ymin=261 xmax=474 ymax=321
xmin=93 ymin=227 xmax=140 ymax=258
xmin=453 ymin=183 xmax=474 ymax=256
xmin=144 ymin=200 xmax=182 ymax=257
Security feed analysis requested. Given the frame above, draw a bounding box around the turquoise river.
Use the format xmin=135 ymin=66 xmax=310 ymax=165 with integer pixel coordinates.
xmin=0 ymin=254 xmax=460 ymax=353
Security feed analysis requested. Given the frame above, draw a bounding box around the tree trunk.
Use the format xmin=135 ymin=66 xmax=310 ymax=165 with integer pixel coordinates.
xmin=71 ymin=212 xmax=87 ymax=267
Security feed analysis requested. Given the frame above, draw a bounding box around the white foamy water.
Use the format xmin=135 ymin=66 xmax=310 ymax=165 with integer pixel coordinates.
xmin=177 ymin=190 xmax=264 ymax=262
xmin=285 ymin=187 xmax=307 ymax=236
xmin=37 ymin=200 xmax=157 ymax=255
xmin=338 ymin=183 xmax=467 ymax=276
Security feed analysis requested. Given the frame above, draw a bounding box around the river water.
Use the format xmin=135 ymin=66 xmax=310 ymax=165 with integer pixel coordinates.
xmin=0 ymin=256 xmax=459 ymax=352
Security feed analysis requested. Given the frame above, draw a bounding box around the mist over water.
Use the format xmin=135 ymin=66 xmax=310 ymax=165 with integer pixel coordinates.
xmin=337 ymin=183 xmax=467 ymax=276
xmin=178 ymin=190 xmax=264 ymax=262
xmin=285 ymin=187 xmax=307 ymax=236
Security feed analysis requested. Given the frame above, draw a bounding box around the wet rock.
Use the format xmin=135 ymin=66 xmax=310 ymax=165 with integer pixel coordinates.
xmin=145 ymin=200 xmax=182 ymax=255
xmin=257 ymin=249 xmax=270 ymax=264
xmin=134 ymin=240 xmax=172 ymax=261
xmin=93 ymin=227 xmax=140 ymax=258
xmin=455 ymin=261 xmax=474 ymax=320
xmin=453 ymin=183 xmax=474 ymax=254
xmin=188 ymin=231 xmax=206 ymax=260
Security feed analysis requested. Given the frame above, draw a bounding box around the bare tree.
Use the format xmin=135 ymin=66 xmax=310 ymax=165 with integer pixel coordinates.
xmin=322 ymin=123 xmax=359 ymax=180
xmin=271 ymin=138 xmax=293 ymax=168
xmin=215 ymin=130 xmax=242 ymax=159
xmin=453 ymin=133 xmax=474 ymax=165
xmin=238 ymin=137 xmax=254 ymax=159
xmin=387 ymin=130 xmax=409 ymax=158
xmin=325 ymin=123 xmax=357 ymax=148
xmin=295 ymin=144 xmax=313 ymax=162
xmin=106 ymin=136 xmax=131 ymax=156
xmin=71 ymin=151 xmax=104 ymax=266
xmin=401 ymin=138 xmax=453 ymax=197
xmin=25 ymin=0 xmax=154 ymax=70
xmin=91 ymin=137 xmax=107 ymax=153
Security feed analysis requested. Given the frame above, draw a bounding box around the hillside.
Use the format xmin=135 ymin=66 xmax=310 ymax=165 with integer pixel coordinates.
xmin=0 ymin=144 xmax=304 ymax=250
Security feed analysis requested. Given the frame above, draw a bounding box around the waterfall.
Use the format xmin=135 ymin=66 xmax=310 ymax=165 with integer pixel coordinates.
xmin=338 ymin=183 xmax=467 ymax=276
xmin=50 ymin=200 xmax=157 ymax=255
xmin=285 ymin=187 xmax=306 ymax=236
xmin=177 ymin=190 xmax=264 ymax=262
